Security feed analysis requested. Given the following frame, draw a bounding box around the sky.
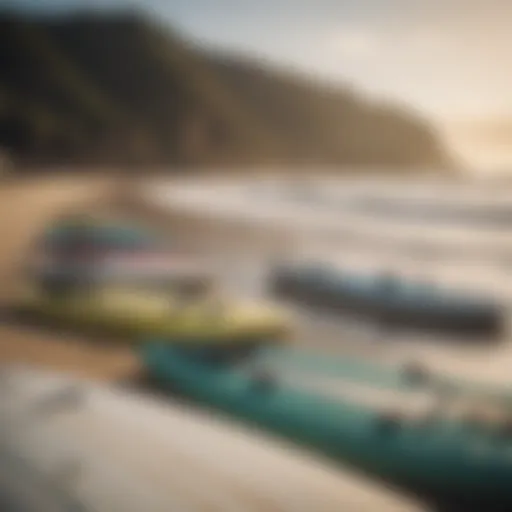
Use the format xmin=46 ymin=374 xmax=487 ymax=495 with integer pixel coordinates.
xmin=5 ymin=0 xmax=512 ymax=166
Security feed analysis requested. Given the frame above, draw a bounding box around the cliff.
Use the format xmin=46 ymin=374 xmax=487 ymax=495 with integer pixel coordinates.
xmin=0 ymin=11 xmax=452 ymax=170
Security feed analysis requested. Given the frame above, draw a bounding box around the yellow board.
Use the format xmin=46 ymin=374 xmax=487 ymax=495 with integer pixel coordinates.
xmin=14 ymin=284 xmax=291 ymax=345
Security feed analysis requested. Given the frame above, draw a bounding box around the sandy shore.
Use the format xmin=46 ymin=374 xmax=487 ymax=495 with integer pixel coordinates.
xmin=0 ymin=175 xmax=139 ymax=382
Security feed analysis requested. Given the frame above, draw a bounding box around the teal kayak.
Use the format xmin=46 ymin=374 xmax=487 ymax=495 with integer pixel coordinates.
xmin=141 ymin=344 xmax=512 ymax=511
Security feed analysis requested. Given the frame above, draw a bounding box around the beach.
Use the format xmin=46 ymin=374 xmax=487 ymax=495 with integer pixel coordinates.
xmin=0 ymin=172 xmax=425 ymax=511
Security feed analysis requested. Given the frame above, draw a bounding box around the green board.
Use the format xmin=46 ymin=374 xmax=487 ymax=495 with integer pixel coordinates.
xmin=141 ymin=344 xmax=512 ymax=510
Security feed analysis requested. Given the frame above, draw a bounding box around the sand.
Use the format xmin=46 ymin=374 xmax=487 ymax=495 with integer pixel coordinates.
xmin=0 ymin=175 xmax=140 ymax=382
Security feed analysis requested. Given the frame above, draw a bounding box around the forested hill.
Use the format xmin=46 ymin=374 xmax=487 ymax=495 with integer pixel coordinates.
xmin=0 ymin=10 xmax=453 ymax=170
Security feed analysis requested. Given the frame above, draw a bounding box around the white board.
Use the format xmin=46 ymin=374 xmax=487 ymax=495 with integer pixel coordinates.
xmin=0 ymin=366 xmax=423 ymax=512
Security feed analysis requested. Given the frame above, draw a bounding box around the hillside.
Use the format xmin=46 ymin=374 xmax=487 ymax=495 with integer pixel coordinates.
xmin=0 ymin=11 xmax=452 ymax=170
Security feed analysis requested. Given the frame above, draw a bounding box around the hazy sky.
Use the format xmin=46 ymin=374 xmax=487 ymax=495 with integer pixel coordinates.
xmin=6 ymin=0 xmax=512 ymax=124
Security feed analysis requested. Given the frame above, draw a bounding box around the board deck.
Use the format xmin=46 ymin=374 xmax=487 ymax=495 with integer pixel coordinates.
xmin=0 ymin=367 xmax=422 ymax=512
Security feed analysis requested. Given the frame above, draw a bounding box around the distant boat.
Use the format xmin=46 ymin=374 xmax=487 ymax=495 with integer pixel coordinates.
xmin=269 ymin=263 xmax=504 ymax=338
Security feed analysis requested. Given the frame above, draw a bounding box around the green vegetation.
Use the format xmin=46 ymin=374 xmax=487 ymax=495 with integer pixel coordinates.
xmin=0 ymin=10 xmax=452 ymax=170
